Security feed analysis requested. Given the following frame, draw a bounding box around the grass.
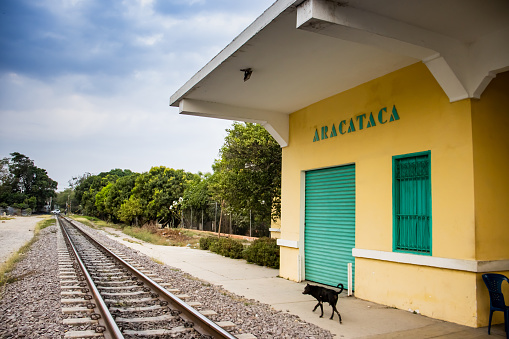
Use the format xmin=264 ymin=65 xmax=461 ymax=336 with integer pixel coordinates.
xmin=123 ymin=226 xmax=249 ymax=249
xmin=151 ymin=257 xmax=164 ymax=265
xmin=123 ymin=226 xmax=169 ymax=246
xmin=123 ymin=238 xmax=143 ymax=245
xmin=38 ymin=216 xmax=56 ymax=230
xmin=159 ymin=228 xmax=203 ymax=248
xmin=0 ymin=215 xmax=55 ymax=289
xmin=69 ymin=215 xmax=119 ymax=230
xmin=69 ymin=215 xmax=238 ymax=249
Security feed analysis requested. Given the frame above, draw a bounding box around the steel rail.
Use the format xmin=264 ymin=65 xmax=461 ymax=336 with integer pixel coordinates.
xmin=58 ymin=217 xmax=124 ymax=339
xmin=63 ymin=217 xmax=237 ymax=339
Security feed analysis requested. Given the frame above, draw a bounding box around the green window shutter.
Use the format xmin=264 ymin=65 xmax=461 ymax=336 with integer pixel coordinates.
xmin=393 ymin=152 xmax=431 ymax=254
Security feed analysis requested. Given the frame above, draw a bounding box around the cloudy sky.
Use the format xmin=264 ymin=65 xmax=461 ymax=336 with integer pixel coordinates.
xmin=0 ymin=0 xmax=275 ymax=190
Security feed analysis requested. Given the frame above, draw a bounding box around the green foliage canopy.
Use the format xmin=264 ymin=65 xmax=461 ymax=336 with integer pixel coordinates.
xmin=104 ymin=173 xmax=139 ymax=221
xmin=0 ymin=152 xmax=58 ymax=211
xmin=181 ymin=172 xmax=210 ymax=211
xmin=74 ymin=169 xmax=133 ymax=216
xmin=131 ymin=166 xmax=193 ymax=225
xmin=73 ymin=166 xmax=193 ymax=226
xmin=118 ymin=195 xmax=143 ymax=225
xmin=212 ymin=122 xmax=282 ymax=223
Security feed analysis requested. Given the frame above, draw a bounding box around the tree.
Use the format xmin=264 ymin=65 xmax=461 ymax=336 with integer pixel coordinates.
xmin=72 ymin=167 xmax=195 ymax=227
xmin=0 ymin=158 xmax=10 ymax=186
xmin=118 ymin=195 xmax=143 ymax=225
xmin=0 ymin=152 xmax=58 ymax=211
xmin=212 ymin=122 xmax=282 ymax=235
xmin=104 ymin=173 xmax=139 ymax=222
xmin=56 ymin=188 xmax=78 ymax=213
xmin=74 ymin=169 xmax=133 ymax=216
xmin=211 ymin=123 xmax=281 ymax=234
xmin=95 ymin=183 xmax=113 ymax=217
xmin=179 ymin=172 xmax=217 ymax=229
xmin=130 ymin=166 xmax=192 ymax=226
xmin=181 ymin=172 xmax=210 ymax=211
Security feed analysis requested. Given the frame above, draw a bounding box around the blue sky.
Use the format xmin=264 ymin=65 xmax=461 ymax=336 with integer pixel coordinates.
xmin=0 ymin=0 xmax=275 ymax=189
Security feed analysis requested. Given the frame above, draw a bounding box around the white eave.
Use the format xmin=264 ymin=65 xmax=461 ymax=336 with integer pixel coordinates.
xmin=170 ymin=0 xmax=509 ymax=147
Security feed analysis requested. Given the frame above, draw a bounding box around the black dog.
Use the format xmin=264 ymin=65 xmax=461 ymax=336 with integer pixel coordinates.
xmin=302 ymin=283 xmax=344 ymax=323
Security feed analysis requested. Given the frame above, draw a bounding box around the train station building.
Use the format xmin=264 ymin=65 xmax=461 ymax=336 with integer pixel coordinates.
xmin=170 ymin=0 xmax=509 ymax=328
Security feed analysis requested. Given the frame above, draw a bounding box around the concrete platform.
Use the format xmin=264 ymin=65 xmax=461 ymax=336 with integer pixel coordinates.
xmin=100 ymin=228 xmax=505 ymax=338
xmin=0 ymin=216 xmax=39 ymax=264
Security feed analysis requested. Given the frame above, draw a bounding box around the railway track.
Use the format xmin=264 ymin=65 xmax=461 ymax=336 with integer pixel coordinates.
xmin=57 ymin=216 xmax=254 ymax=339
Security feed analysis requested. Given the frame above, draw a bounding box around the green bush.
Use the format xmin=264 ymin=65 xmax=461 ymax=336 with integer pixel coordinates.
xmin=243 ymin=237 xmax=280 ymax=268
xmin=199 ymin=237 xmax=218 ymax=250
xmin=200 ymin=236 xmax=280 ymax=268
xmin=208 ymin=237 xmax=244 ymax=259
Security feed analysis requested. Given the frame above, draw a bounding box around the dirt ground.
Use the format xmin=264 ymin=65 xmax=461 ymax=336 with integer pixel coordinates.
xmin=0 ymin=216 xmax=41 ymax=264
xmin=158 ymin=228 xmax=194 ymax=243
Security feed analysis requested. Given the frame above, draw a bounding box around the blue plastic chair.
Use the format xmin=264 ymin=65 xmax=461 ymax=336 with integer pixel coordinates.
xmin=482 ymin=273 xmax=509 ymax=337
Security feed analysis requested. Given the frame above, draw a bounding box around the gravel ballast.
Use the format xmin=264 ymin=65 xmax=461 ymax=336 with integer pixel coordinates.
xmin=0 ymin=225 xmax=64 ymax=338
xmin=0 ymin=219 xmax=334 ymax=338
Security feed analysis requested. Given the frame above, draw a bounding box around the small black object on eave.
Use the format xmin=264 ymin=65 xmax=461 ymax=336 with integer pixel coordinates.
xmin=240 ymin=68 xmax=252 ymax=82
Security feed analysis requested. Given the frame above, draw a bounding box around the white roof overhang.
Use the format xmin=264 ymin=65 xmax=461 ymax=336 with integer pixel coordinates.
xmin=170 ymin=0 xmax=509 ymax=147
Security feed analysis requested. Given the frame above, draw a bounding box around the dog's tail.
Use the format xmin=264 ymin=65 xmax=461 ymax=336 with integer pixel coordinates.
xmin=336 ymin=283 xmax=345 ymax=295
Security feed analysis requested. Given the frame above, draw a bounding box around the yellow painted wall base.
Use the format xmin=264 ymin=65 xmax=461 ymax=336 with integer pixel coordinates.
xmin=279 ymin=247 xmax=300 ymax=282
xmin=355 ymin=258 xmax=509 ymax=327
xmin=356 ymin=258 xmax=475 ymax=326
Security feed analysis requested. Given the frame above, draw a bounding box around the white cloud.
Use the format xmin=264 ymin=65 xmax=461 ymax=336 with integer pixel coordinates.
xmin=135 ymin=34 xmax=164 ymax=46
xmin=0 ymin=0 xmax=274 ymax=190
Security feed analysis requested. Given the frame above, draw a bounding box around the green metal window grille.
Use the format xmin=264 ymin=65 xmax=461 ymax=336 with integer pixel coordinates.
xmin=393 ymin=152 xmax=431 ymax=254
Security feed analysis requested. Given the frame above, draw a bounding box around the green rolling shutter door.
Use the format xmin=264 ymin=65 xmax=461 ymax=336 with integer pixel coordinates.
xmin=305 ymin=165 xmax=356 ymax=288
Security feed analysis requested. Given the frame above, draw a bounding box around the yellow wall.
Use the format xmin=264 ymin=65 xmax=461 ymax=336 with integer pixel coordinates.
xmin=282 ymin=61 xmax=476 ymax=262
xmin=270 ymin=218 xmax=282 ymax=239
xmin=279 ymin=247 xmax=299 ymax=280
xmin=279 ymin=62 xmax=509 ymax=327
xmin=356 ymin=258 xmax=479 ymax=326
xmin=356 ymin=259 xmax=508 ymax=327
xmin=470 ymin=71 xmax=509 ymax=326
xmin=471 ymin=71 xmax=509 ymax=261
